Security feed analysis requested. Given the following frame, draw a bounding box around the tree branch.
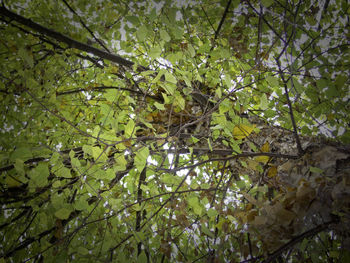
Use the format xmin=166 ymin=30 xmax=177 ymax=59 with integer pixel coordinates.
xmin=56 ymin=85 xmax=163 ymax=101
xmin=25 ymin=89 xmax=109 ymax=145
xmin=213 ymin=0 xmax=232 ymax=41
xmin=60 ymin=0 xmax=110 ymax=53
xmin=135 ymin=167 xmax=148 ymax=258
xmin=0 ymin=6 xmax=138 ymax=69
xmin=157 ymin=151 xmax=299 ymax=173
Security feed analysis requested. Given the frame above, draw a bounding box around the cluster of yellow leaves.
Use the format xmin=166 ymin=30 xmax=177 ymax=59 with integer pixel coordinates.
xmin=233 ymin=124 xmax=255 ymax=140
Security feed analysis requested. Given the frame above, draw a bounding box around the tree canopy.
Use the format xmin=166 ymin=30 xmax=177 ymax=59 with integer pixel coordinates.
xmin=0 ymin=0 xmax=349 ymax=262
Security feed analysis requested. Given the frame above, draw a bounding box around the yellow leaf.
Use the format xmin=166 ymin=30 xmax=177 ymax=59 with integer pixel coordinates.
xmin=111 ymin=66 xmax=119 ymax=74
xmin=233 ymin=124 xmax=255 ymax=139
xmin=267 ymin=166 xmax=277 ymax=177
xmin=157 ymin=139 xmax=166 ymax=146
xmin=255 ymin=141 xmax=270 ymax=163
xmin=145 ymin=113 xmax=153 ymax=121
xmin=256 ymin=155 xmax=269 ymax=163
xmin=123 ymin=140 xmax=132 ymax=147
xmin=247 ymin=159 xmax=259 ymax=170
xmin=245 ymin=203 xmax=253 ymax=211
xmin=261 ymin=141 xmax=269 ymax=152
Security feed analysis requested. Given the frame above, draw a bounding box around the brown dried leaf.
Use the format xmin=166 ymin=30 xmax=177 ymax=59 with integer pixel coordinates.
xmin=253 ymin=215 xmax=268 ymax=225
xmin=312 ymin=146 xmax=348 ymax=170
xmin=296 ymin=183 xmax=316 ymax=200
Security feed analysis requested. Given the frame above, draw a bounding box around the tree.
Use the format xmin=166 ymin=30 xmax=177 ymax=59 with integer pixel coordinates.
xmin=0 ymin=0 xmax=349 ymax=262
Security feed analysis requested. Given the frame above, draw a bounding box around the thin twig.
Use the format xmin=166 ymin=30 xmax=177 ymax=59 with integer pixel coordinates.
xmin=25 ymin=89 xmax=109 ymax=145
xmin=275 ymin=58 xmax=303 ymax=155
xmin=61 ymin=0 xmax=110 ymax=52
xmin=157 ymin=151 xmax=299 ymax=173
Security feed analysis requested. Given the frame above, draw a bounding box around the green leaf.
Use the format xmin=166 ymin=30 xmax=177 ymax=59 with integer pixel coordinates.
xmin=55 ymin=166 xmax=72 ymax=178
xmin=160 ymin=29 xmax=171 ymax=42
xmin=171 ymin=25 xmax=183 ymax=39
xmin=325 ymin=85 xmax=339 ymax=98
xmin=339 ymin=130 xmax=350 ymax=143
xmin=115 ymin=155 xmax=127 ymax=171
xmin=161 ymin=83 xmax=175 ymax=96
xmin=236 ymin=180 xmax=246 ymax=190
xmin=174 ymin=93 xmax=185 ymax=110
xmin=50 ymin=152 xmax=61 ymax=165
xmin=74 ymin=197 xmax=90 ymax=211
xmin=125 ymin=119 xmax=135 ymax=137
xmin=148 ymin=8 xmax=157 ymax=22
xmin=187 ymin=44 xmax=195 ymax=57
xmin=135 ymin=147 xmax=149 ymax=172
xmin=54 ymin=208 xmax=71 ymax=220
xmin=219 ymin=99 xmax=230 ymax=113
xmin=10 ymin=147 xmax=32 ymax=162
xmin=309 ymin=166 xmax=323 ymax=174
xmin=260 ymin=93 xmax=268 ymax=110
xmin=136 ymin=25 xmax=148 ymax=41
xmin=14 ymin=159 xmax=25 ymax=176
xmin=104 ymin=89 xmax=118 ymax=102
xmin=92 ymin=146 xmax=103 ymax=160
xmin=18 ymin=47 xmax=34 ymax=68
xmin=191 ymin=136 xmax=199 ymax=143
xmin=149 ymin=46 xmax=162 ymax=59
xmin=152 ymin=69 xmax=166 ymax=83
xmin=52 ymin=181 xmax=61 ymax=188
xmin=154 ymin=102 xmax=165 ymax=110
xmin=207 ymin=138 xmax=212 ymax=151
xmin=29 ymin=163 xmax=49 ymax=188
xmin=126 ymin=16 xmax=140 ymax=25
xmin=92 ymin=126 xmax=101 ymax=137
xmin=316 ymin=79 xmax=327 ymax=89
xmin=188 ymin=196 xmax=202 ymax=215
xmin=201 ymin=225 xmax=215 ymax=238
xmin=82 ymin=145 xmax=93 ymax=157
xmin=165 ymin=72 xmax=177 ymax=84
xmin=70 ymin=150 xmax=81 ymax=167
xmin=261 ymin=0 xmax=273 ymax=8
xmin=230 ymin=140 xmax=242 ymax=154
xmin=232 ymin=0 xmax=240 ymax=9
xmin=137 ymin=251 xmax=148 ymax=263
xmin=207 ymin=208 xmax=218 ymax=218
xmin=77 ymin=247 xmax=89 ymax=255
xmin=266 ymin=75 xmax=279 ymax=87
xmin=335 ymin=74 xmax=347 ymax=88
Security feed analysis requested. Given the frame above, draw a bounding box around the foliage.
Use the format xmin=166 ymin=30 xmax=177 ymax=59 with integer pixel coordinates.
xmin=0 ymin=0 xmax=349 ymax=262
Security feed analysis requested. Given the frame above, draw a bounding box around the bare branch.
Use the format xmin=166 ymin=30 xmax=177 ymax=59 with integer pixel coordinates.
xmin=0 ymin=6 xmax=137 ymax=69
xmin=60 ymin=0 xmax=110 ymax=53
